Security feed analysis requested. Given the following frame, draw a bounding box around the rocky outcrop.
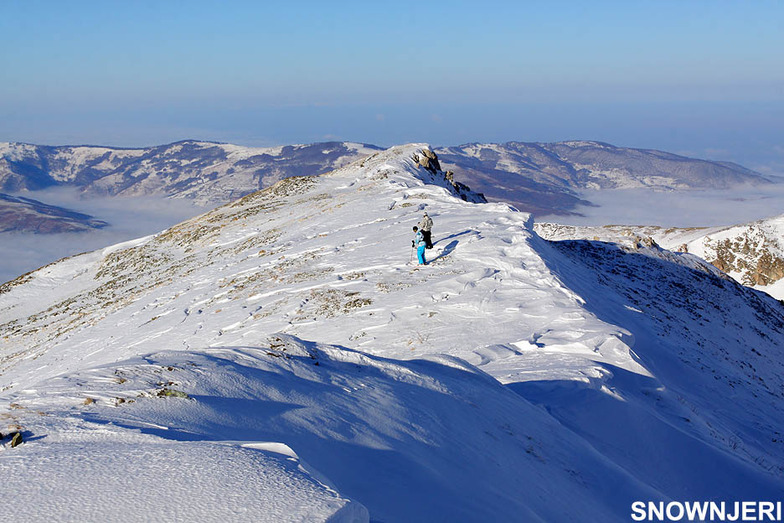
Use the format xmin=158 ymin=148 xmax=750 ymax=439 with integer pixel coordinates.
xmin=755 ymin=252 xmax=784 ymax=286
xmin=415 ymin=148 xmax=442 ymax=173
xmin=707 ymin=234 xmax=784 ymax=287
xmin=629 ymin=235 xmax=658 ymax=250
xmin=412 ymin=148 xmax=486 ymax=203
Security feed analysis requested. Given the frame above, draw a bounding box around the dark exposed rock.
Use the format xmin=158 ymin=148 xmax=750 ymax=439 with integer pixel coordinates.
xmin=420 ymin=148 xmax=442 ymax=172
xmin=413 ymin=149 xmax=485 ymax=203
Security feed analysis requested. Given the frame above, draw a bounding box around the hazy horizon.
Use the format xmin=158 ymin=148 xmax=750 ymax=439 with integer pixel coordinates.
xmin=2 ymin=1 xmax=782 ymax=175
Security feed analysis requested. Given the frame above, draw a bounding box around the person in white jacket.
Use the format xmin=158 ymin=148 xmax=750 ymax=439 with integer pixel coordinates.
xmin=418 ymin=212 xmax=433 ymax=249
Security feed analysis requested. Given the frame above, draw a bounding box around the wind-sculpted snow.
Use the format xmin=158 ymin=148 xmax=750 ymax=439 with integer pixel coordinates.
xmin=536 ymin=238 xmax=784 ymax=482
xmin=0 ymin=336 xmax=666 ymax=522
xmin=3 ymin=434 xmax=365 ymax=522
xmin=2 ymin=144 xmax=783 ymax=521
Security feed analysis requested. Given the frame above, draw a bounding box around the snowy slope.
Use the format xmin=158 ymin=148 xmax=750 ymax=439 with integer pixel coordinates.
xmin=2 ymin=145 xmax=784 ymax=521
xmin=536 ymin=217 xmax=784 ymax=300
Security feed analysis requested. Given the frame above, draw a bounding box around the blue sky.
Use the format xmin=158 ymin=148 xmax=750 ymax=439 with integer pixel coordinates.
xmin=1 ymin=0 xmax=783 ymax=172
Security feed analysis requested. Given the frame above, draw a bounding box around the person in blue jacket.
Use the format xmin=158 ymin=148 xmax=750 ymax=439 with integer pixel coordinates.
xmin=412 ymin=226 xmax=427 ymax=265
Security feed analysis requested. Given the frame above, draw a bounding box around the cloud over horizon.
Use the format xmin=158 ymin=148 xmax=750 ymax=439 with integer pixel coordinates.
xmin=0 ymin=189 xmax=206 ymax=283
xmin=545 ymin=183 xmax=784 ymax=228
xmin=5 ymin=178 xmax=784 ymax=285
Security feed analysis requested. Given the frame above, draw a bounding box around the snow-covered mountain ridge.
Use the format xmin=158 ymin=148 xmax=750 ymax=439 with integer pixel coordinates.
xmin=2 ymin=144 xmax=783 ymax=521
xmin=536 ymin=216 xmax=784 ymax=300
xmin=0 ymin=140 xmax=381 ymax=205
xmin=1 ymin=139 xmax=769 ymax=216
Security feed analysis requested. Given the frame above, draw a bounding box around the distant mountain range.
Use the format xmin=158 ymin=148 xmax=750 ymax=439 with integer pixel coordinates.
xmin=437 ymin=141 xmax=771 ymax=215
xmin=3 ymin=139 xmax=778 ymax=294
xmin=0 ymin=141 xmax=381 ymax=205
xmin=0 ymin=193 xmax=108 ymax=233
xmin=0 ymin=140 xmax=771 ymax=217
